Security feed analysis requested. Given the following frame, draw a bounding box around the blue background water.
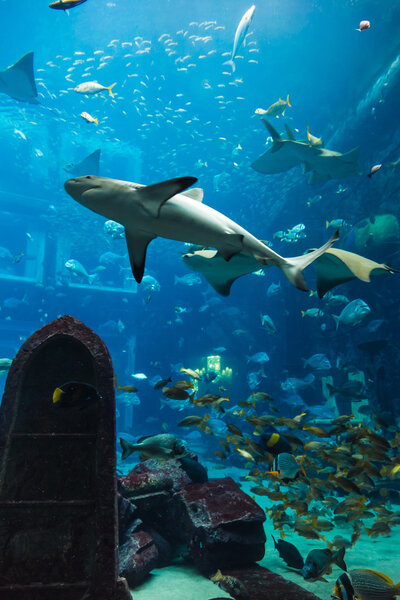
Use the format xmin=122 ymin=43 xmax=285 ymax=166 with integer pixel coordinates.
xmin=0 ymin=0 xmax=399 ymax=452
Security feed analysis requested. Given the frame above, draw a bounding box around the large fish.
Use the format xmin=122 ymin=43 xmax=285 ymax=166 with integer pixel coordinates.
xmin=224 ymin=5 xmax=256 ymax=72
xmin=64 ymin=175 xmax=338 ymax=292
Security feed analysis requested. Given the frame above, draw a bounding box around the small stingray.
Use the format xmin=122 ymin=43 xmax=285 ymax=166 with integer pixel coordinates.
xmin=62 ymin=149 xmax=101 ymax=176
xmin=312 ymin=248 xmax=397 ymax=297
xmin=182 ymin=246 xmax=397 ymax=297
xmin=0 ymin=52 xmax=38 ymax=103
xmin=251 ymin=119 xmax=361 ymax=184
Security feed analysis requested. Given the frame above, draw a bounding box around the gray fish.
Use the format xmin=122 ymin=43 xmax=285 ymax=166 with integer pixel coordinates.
xmin=332 ymin=299 xmax=371 ymax=329
xmin=302 ymin=547 xmax=347 ymax=581
xmin=120 ymin=433 xmax=186 ymax=461
xmin=271 ymin=535 xmax=304 ymax=569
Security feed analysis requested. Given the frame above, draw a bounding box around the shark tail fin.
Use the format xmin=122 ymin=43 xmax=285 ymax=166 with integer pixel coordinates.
xmin=223 ymin=59 xmax=236 ymax=73
xmin=276 ymin=230 xmax=339 ymax=291
xmin=108 ymin=83 xmax=116 ymax=97
xmin=286 ymin=94 xmax=291 ymax=107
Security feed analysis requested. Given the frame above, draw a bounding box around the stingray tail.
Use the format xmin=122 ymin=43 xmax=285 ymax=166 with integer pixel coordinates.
xmin=275 ymin=230 xmax=339 ymax=291
xmin=223 ymin=59 xmax=236 ymax=73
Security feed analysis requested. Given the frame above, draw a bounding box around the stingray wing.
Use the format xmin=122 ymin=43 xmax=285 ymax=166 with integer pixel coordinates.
xmin=313 ymin=248 xmax=396 ymax=297
xmin=0 ymin=52 xmax=38 ymax=103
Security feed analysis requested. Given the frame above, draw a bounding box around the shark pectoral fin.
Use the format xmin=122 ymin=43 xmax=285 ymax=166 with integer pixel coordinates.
xmin=125 ymin=229 xmax=156 ymax=283
xmin=218 ymin=233 xmax=244 ymax=261
xmin=180 ymin=187 xmax=204 ymax=202
xmin=137 ymin=176 xmax=198 ymax=218
xmin=261 ymin=118 xmax=282 ymax=142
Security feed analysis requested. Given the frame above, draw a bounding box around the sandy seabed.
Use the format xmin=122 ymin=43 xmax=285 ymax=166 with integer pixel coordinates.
xmin=131 ymin=465 xmax=400 ymax=600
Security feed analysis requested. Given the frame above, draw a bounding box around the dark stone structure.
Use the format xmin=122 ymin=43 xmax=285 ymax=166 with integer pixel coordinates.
xmin=0 ymin=315 xmax=130 ymax=600
xmin=211 ymin=565 xmax=323 ymax=600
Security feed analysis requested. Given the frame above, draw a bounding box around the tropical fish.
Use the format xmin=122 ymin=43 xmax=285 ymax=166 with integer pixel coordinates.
xmin=333 ymin=569 xmax=400 ymax=600
xmin=52 ymin=381 xmax=101 ymax=409
xmin=65 ymin=259 xmax=97 ymax=284
xmin=80 ymin=111 xmax=98 ymax=124
xmin=281 ymin=373 xmax=315 ymax=392
xmin=267 ymin=452 xmax=305 ymax=482
xmin=260 ymin=313 xmax=277 ymax=334
xmin=356 ymin=20 xmax=371 ymax=31
xmin=266 ymin=95 xmax=291 ymax=117
xmin=302 ymin=353 xmax=331 ymax=370
xmin=154 ymin=377 xmax=172 ymax=390
xmin=74 ymin=81 xmax=116 ymax=97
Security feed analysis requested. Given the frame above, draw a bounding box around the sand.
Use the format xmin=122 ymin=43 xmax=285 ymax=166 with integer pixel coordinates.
xmin=131 ymin=465 xmax=400 ymax=600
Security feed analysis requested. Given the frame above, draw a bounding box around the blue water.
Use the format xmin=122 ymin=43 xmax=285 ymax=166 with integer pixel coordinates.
xmin=0 ymin=0 xmax=400 ymax=454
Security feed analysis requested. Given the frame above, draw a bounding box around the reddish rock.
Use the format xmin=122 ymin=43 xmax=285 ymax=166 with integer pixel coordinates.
xmin=120 ymin=457 xmax=192 ymax=496
xmin=211 ymin=565 xmax=323 ymax=600
xmin=171 ymin=477 xmax=266 ymax=574
xmin=119 ymin=530 xmax=159 ymax=587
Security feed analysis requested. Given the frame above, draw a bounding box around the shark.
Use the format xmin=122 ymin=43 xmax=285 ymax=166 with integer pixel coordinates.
xmin=0 ymin=52 xmax=38 ymax=103
xmin=62 ymin=149 xmax=101 ymax=177
xmin=64 ymin=174 xmax=338 ymax=291
xmin=251 ymin=119 xmax=361 ymax=184
xmin=182 ymin=246 xmax=396 ymax=297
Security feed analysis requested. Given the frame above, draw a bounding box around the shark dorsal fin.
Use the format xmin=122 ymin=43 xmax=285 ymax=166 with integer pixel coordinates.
xmin=181 ymin=188 xmax=204 ymax=202
xmin=284 ymin=124 xmax=296 ymax=140
xmin=261 ymin=118 xmax=281 ymax=142
xmin=137 ymin=176 xmax=198 ymax=218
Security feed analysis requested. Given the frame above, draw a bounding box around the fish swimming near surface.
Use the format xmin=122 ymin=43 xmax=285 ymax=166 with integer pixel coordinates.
xmin=120 ymin=433 xmax=186 ymax=461
xmin=64 ymin=175 xmax=339 ymax=292
xmin=62 ymin=149 xmax=101 ymax=177
xmin=223 ymin=5 xmax=256 ymax=73
xmin=251 ymin=119 xmax=361 ymax=184
xmin=302 ymin=547 xmax=347 ymax=581
xmin=333 ymin=569 xmax=400 ymax=600
xmin=52 ymin=381 xmax=101 ymax=409
xmin=49 ymin=0 xmax=88 ymax=9
xmin=0 ymin=52 xmax=38 ymax=103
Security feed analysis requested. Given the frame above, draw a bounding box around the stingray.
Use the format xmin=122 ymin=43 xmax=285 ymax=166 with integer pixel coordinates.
xmin=62 ymin=149 xmax=101 ymax=176
xmin=311 ymin=248 xmax=397 ymax=297
xmin=0 ymin=52 xmax=38 ymax=103
xmin=251 ymin=119 xmax=361 ymax=184
xmin=182 ymin=246 xmax=397 ymax=297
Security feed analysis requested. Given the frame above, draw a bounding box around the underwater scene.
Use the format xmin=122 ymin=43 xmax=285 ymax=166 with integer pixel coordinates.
xmin=1 ymin=0 xmax=400 ymax=599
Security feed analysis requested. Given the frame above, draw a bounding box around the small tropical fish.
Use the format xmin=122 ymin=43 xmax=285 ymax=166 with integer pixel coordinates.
xmin=333 ymin=569 xmax=400 ymax=600
xmin=302 ymin=353 xmax=331 ymax=370
xmin=356 ymin=20 xmax=371 ymax=31
xmin=65 ymin=259 xmax=96 ymax=284
xmin=131 ymin=373 xmax=147 ymax=380
xmin=80 ymin=111 xmax=98 ymax=124
xmin=0 ymin=358 xmax=12 ymax=371
xmin=266 ymin=95 xmax=291 ymax=117
xmin=307 ymin=124 xmax=322 ymax=146
xmin=74 ymin=81 xmax=116 ymax=97
xmin=368 ymin=163 xmax=382 ymax=178
xmin=180 ymin=367 xmax=200 ymax=380
xmin=162 ymin=386 xmax=194 ymax=401
xmin=326 ymin=219 xmax=348 ymax=229
xmin=301 ymin=308 xmax=324 ymax=318
xmin=178 ymin=415 xmax=206 ymax=428
xmin=267 ymin=452 xmax=305 ymax=482
xmin=117 ymin=385 xmax=138 ymax=393
xmin=211 ymin=569 xmax=249 ymax=599
xmin=52 ymin=381 xmax=101 ymax=409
